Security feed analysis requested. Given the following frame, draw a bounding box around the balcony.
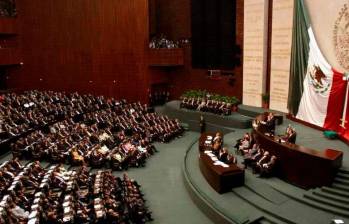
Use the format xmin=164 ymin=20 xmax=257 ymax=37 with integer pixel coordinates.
xmin=148 ymin=48 xmax=184 ymax=67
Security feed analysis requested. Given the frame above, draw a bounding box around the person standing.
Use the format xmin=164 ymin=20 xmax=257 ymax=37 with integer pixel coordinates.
xmin=199 ymin=115 xmax=206 ymax=133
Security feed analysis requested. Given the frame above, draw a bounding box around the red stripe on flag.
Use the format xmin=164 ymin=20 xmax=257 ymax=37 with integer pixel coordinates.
xmin=323 ymin=69 xmax=349 ymax=141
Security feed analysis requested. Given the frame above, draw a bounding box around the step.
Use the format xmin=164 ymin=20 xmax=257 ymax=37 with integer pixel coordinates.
xmin=248 ymin=211 xmax=290 ymax=224
xmin=304 ymin=193 xmax=349 ymax=211
xmin=332 ymin=183 xmax=349 ymax=191
xmin=312 ymin=189 xmax=349 ymax=204
xmin=244 ymin=179 xmax=289 ymax=205
xmin=339 ymin=168 xmax=349 ymax=175
xmin=233 ymin=187 xmax=297 ymax=224
xmin=261 ymin=216 xmax=289 ymax=224
xmin=336 ymin=172 xmax=349 ymax=180
xmin=301 ymin=196 xmax=349 ymax=218
xmin=334 ymin=177 xmax=349 ymax=186
xmin=255 ymin=218 xmax=275 ymax=224
xmin=321 ymin=186 xmax=349 ymax=198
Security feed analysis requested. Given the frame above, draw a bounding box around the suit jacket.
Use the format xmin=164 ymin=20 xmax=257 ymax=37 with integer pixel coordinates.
xmin=287 ymin=132 xmax=297 ymax=144
xmin=219 ymin=152 xmax=229 ymax=163
xmin=265 ymin=118 xmax=276 ymax=134
xmin=258 ymin=155 xmax=270 ymax=165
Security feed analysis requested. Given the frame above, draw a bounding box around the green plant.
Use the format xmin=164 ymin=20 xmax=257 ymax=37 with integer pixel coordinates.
xmin=262 ymin=93 xmax=269 ymax=103
xmin=181 ymin=90 xmax=240 ymax=105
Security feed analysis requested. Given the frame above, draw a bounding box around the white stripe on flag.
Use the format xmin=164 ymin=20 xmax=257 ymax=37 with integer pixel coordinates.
xmin=296 ymin=28 xmax=333 ymax=127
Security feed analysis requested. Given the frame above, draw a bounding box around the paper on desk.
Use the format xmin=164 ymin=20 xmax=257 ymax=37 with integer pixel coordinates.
xmin=213 ymin=161 xmax=229 ymax=168
xmin=206 ymin=152 xmax=215 ymax=157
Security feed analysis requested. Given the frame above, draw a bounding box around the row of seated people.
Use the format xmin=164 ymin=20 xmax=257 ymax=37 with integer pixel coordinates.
xmin=0 ymin=90 xmax=156 ymax=145
xmin=11 ymin=119 xmax=156 ymax=170
xmin=205 ymin=132 xmax=238 ymax=164
xmin=149 ymin=34 xmax=180 ymax=49
xmin=253 ymin=112 xmax=297 ymax=144
xmin=243 ymin=144 xmax=278 ymax=177
xmin=83 ymin=108 xmax=183 ymax=143
xmin=11 ymin=107 xmax=183 ymax=169
xmin=216 ymin=147 xmax=237 ymax=164
xmin=0 ymin=160 xmax=152 ymax=223
xmin=235 ymin=132 xmax=278 ymax=177
xmin=0 ymin=0 xmax=16 ymax=17
xmin=180 ymin=97 xmax=232 ymax=116
xmin=0 ymin=158 xmax=38 ymax=199
xmin=0 ymin=90 xmax=108 ymax=144
xmin=235 ymin=124 xmax=297 ymax=155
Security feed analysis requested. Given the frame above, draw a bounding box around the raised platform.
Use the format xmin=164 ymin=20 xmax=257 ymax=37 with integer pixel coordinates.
xmin=237 ymin=104 xmax=284 ymax=118
xmin=159 ymin=101 xmax=253 ymax=134
xmin=183 ymin=133 xmax=349 ymax=224
xmin=175 ymin=103 xmax=349 ymax=224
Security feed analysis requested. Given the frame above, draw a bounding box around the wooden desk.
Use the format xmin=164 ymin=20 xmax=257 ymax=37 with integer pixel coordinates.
xmin=198 ymin=133 xmax=244 ymax=194
xmin=253 ymin=114 xmax=343 ymax=189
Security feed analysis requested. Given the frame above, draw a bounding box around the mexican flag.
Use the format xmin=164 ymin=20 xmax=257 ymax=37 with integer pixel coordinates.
xmin=287 ymin=0 xmax=349 ymax=141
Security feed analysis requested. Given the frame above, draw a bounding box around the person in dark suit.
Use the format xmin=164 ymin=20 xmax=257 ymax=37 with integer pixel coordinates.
xmin=253 ymin=151 xmax=270 ymax=174
xmin=218 ymin=147 xmax=229 ymax=163
xmin=283 ymin=125 xmax=297 ymax=144
xmin=264 ymin=112 xmax=276 ymax=135
xmin=260 ymin=155 xmax=277 ymax=177
xmin=212 ymin=132 xmax=223 ymax=155
xmin=244 ymin=147 xmax=264 ymax=168
xmin=199 ymin=115 xmax=206 ymax=133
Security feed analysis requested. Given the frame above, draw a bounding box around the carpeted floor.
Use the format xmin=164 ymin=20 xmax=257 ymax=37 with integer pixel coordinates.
xmin=112 ymin=131 xmax=214 ymax=224
xmin=1 ymin=103 xmax=348 ymax=224
xmin=184 ymin=129 xmax=349 ymax=224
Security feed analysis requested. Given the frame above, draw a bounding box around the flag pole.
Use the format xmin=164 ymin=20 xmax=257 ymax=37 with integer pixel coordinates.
xmin=340 ymin=73 xmax=349 ymax=129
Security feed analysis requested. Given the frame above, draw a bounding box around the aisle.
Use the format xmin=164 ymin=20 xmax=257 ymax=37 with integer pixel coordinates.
xmin=114 ymin=131 xmax=214 ymax=224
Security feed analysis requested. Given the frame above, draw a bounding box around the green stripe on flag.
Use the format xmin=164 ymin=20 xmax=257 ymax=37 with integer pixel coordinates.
xmin=287 ymin=0 xmax=311 ymax=115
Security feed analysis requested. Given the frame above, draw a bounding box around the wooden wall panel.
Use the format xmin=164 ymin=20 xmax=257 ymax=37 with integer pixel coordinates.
xmin=150 ymin=0 xmax=244 ymax=100
xmin=0 ymin=48 xmax=21 ymax=65
xmin=0 ymin=18 xmax=17 ymax=34
xmin=8 ymin=0 xmax=149 ymax=102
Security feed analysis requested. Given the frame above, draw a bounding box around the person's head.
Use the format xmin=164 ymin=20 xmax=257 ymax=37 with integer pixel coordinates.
xmin=244 ymin=133 xmax=250 ymax=139
xmin=288 ymin=126 xmax=295 ymax=134
xmin=271 ymin=155 xmax=277 ymax=161
xmin=268 ymin=112 xmax=274 ymax=120
xmin=263 ymin=151 xmax=269 ymax=156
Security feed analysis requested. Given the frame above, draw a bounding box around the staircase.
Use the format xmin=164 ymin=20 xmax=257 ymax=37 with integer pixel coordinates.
xmin=303 ymin=168 xmax=349 ymax=218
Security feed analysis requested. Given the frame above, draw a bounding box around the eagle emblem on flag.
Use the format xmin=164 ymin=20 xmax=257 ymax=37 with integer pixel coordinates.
xmin=308 ymin=65 xmax=331 ymax=93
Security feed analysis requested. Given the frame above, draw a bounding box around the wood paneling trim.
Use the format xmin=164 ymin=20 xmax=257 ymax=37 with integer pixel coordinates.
xmin=0 ymin=18 xmax=17 ymax=34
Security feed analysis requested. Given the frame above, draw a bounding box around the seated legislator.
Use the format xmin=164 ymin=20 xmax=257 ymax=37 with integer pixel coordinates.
xmin=70 ymin=147 xmax=85 ymax=165
xmin=243 ymin=147 xmax=264 ymax=168
xmin=218 ymin=147 xmax=229 ymax=163
xmin=212 ymin=132 xmax=223 ymax=155
xmin=218 ymin=147 xmax=237 ymax=164
xmin=242 ymin=143 xmax=259 ymax=159
xmin=260 ymin=155 xmax=277 ymax=177
xmin=282 ymin=125 xmax=297 ymax=144
xmin=235 ymin=133 xmax=252 ymax=155
xmin=252 ymin=151 xmax=270 ymax=174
